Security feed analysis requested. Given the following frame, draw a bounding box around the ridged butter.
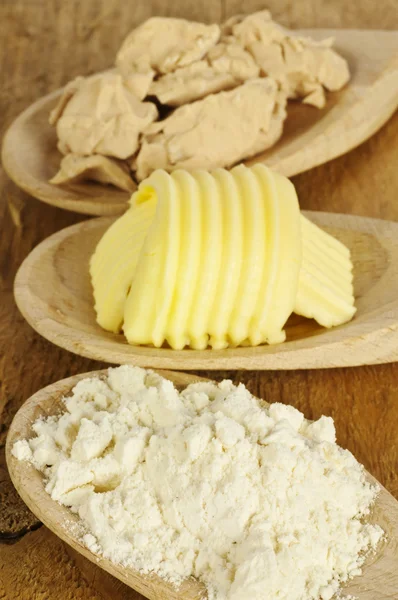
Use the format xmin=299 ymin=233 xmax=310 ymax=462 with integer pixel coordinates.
xmin=90 ymin=165 xmax=356 ymax=349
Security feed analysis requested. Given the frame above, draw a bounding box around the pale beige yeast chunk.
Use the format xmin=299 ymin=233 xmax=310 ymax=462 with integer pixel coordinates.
xmin=224 ymin=10 xmax=350 ymax=108
xmin=124 ymin=71 xmax=155 ymax=100
xmin=133 ymin=78 xmax=287 ymax=180
xmin=116 ymin=17 xmax=220 ymax=76
xmin=49 ymin=72 xmax=157 ymax=159
xmin=149 ymin=42 xmax=259 ymax=106
xmin=49 ymin=77 xmax=83 ymax=125
xmin=50 ymin=154 xmax=136 ymax=192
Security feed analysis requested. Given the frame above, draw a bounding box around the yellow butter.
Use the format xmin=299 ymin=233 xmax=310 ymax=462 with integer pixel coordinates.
xmin=90 ymin=165 xmax=356 ymax=349
xmin=122 ymin=170 xmax=181 ymax=346
xmin=295 ymin=216 xmax=356 ymax=327
xmin=122 ymin=166 xmax=301 ymax=348
xmin=89 ymin=196 xmax=156 ymax=332
xmin=185 ymin=171 xmax=223 ymax=350
xmin=208 ymin=168 xmax=244 ymax=349
xmin=227 ymin=165 xmax=266 ymax=346
xmin=166 ymin=170 xmax=203 ymax=350
xmin=249 ymin=164 xmax=302 ymax=345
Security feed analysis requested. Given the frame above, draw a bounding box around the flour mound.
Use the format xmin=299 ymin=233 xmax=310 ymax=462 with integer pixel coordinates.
xmin=13 ymin=366 xmax=382 ymax=600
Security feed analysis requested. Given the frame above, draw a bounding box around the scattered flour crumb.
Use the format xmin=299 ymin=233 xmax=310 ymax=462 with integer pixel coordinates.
xmin=12 ymin=439 xmax=33 ymax=461
xmin=12 ymin=366 xmax=383 ymax=600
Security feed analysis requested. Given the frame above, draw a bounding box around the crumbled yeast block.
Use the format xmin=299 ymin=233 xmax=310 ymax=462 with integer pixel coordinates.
xmin=116 ymin=16 xmax=220 ymax=76
xmin=50 ymin=153 xmax=136 ymax=192
xmin=49 ymin=12 xmax=350 ymax=187
xmin=134 ymin=79 xmax=287 ymax=180
xmin=149 ymin=42 xmax=259 ymax=106
xmin=49 ymin=72 xmax=157 ymax=159
xmin=222 ymin=10 xmax=349 ymax=108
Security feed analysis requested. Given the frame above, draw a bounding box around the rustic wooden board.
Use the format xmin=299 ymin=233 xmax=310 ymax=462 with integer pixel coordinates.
xmin=13 ymin=211 xmax=398 ymax=370
xmin=1 ymin=1 xmax=398 ymax=599
xmin=6 ymin=369 xmax=398 ymax=600
xmin=2 ymin=29 xmax=398 ymax=216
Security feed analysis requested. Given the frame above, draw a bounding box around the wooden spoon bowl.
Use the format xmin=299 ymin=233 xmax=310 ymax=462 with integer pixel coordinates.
xmin=13 ymin=211 xmax=398 ymax=370
xmin=2 ymin=29 xmax=398 ymax=216
xmin=6 ymin=369 xmax=398 ymax=599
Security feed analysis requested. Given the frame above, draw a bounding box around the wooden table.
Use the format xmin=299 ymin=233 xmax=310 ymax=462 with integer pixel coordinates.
xmin=0 ymin=1 xmax=397 ymax=598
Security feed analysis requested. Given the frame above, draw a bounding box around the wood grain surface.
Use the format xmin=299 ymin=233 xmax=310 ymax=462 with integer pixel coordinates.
xmin=0 ymin=1 xmax=397 ymax=599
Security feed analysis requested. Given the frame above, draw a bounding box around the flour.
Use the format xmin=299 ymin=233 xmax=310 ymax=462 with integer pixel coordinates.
xmin=12 ymin=366 xmax=383 ymax=600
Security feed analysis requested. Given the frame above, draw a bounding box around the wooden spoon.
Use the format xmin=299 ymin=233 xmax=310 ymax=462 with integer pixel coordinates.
xmin=13 ymin=210 xmax=398 ymax=370
xmin=2 ymin=29 xmax=398 ymax=216
xmin=6 ymin=369 xmax=398 ymax=600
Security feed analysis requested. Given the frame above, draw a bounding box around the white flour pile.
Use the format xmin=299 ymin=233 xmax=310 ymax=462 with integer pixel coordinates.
xmin=13 ymin=366 xmax=383 ymax=600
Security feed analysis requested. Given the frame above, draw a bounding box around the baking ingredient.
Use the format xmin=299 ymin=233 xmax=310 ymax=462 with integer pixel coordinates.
xmin=49 ymin=13 xmax=350 ymax=189
xmin=116 ymin=16 xmax=220 ymax=76
xmin=50 ymin=153 xmax=136 ymax=192
xmin=223 ymin=10 xmax=350 ymax=109
xmin=149 ymin=42 xmax=260 ymax=106
xmin=149 ymin=60 xmax=238 ymax=106
xmin=91 ymin=193 xmax=157 ymax=332
xmin=134 ymin=79 xmax=287 ymax=181
xmin=90 ymin=165 xmax=356 ymax=349
xmin=49 ymin=73 xmax=158 ymax=159
xmin=12 ymin=366 xmax=383 ymax=600
xmin=123 ymin=165 xmax=300 ymax=348
xmin=296 ymin=216 xmax=356 ymax=327
xmin=90 ymin=166 xmax=356 ymax=348
xmin=124 ymin=71 xmax=156 ymax=101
